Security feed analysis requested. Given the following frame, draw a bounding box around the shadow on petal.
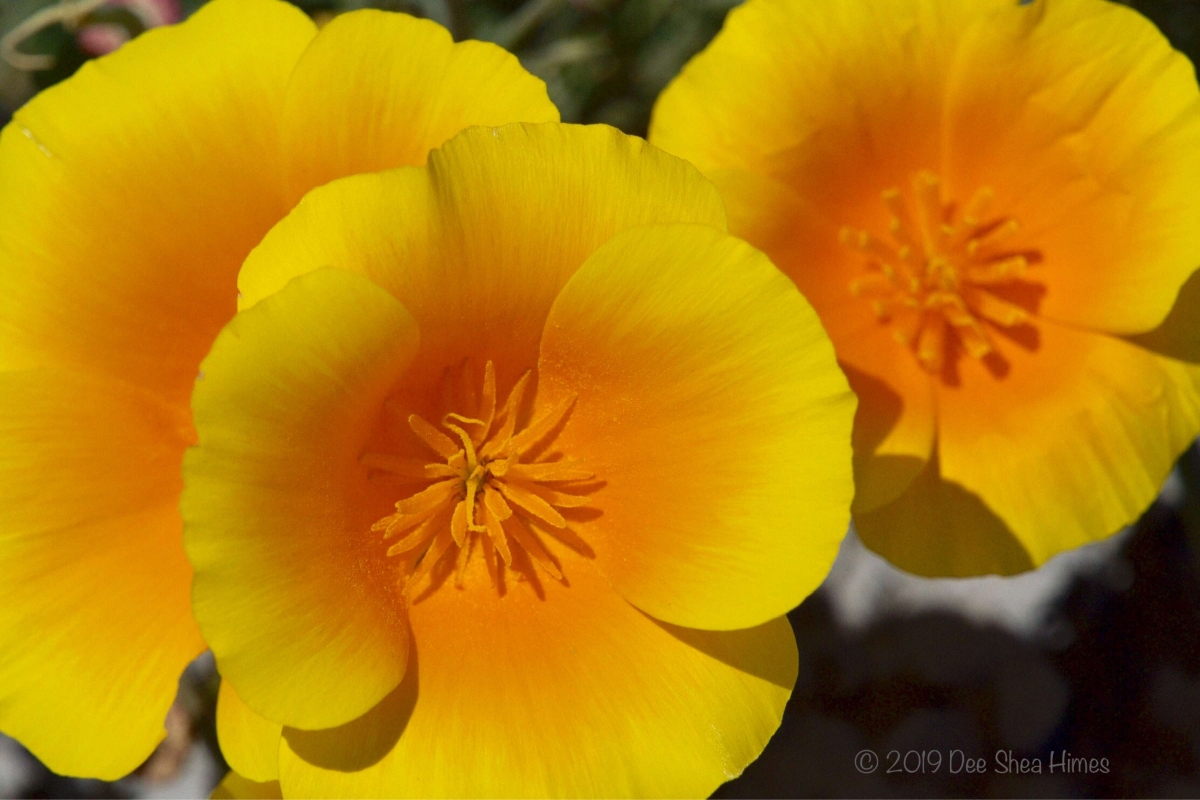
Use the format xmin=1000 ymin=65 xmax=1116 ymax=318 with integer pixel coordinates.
xmin=1127 ymin=269 xmax=1200 ymax=364
xmin=650 ymin=615 xmax=796 ymax=690
xmin=854 ymin=451 xmax=1036 ymax=578
xmin=283 ymin=642 xmax=419 ymax=772
xmin=841 ymin=364 xmax=930 ymax=513
xmin=842 ymin=363 xmax=900 ymax=458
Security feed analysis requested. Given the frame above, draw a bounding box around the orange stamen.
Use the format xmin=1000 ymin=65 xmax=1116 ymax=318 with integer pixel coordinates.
xmin=842 ymin=171 xmax=1039 ymax=375
xmin=365 ymin=361 xmax=594 ymax=594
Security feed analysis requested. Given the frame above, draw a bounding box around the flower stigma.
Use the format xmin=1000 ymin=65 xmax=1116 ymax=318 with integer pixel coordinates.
xmin=841 ymin=171 xmax=1040 ymax=375
xmin=364 ymin=361 xmax=593 ymax=594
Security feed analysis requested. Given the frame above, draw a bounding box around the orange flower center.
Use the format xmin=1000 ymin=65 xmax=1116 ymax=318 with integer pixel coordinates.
xmin=841 ymin=171 xmax=1037 ymax=374
xmin=364 ymin=361 xmax=592 ymax=594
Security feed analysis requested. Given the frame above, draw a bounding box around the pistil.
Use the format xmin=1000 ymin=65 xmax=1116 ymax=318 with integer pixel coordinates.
xmin=842 ymin=171 xmax=1038 ymax=374
xmin=365 ymin=361 xmax=592 ymax=593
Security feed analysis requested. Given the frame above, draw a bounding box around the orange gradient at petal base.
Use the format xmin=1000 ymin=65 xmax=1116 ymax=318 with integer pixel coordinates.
xmin=185 ymin=269 xmax=419 ymax=731
xmin=236 ymin=123 xmax=728 ymax=373
xmin=538 ymin=224 xmax=854 ymax=630
xmin=650 ymin=0 xmax=1200 ymax=575
xmin=278 ymin=548 xmax=797 ymax=798
xmin=854 ymin=318 xmax=1200 ymax=574
xmin=365 ymin=361 xmax=590 ymax=592
xmin=184 ymin=123 xmax=856 ymax=795
xmin=0 ymin=0 xmax=556 ymax=778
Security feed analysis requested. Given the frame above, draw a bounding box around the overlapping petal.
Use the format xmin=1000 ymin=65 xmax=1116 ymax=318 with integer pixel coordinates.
xmin=0 ymin=370 xmax=203 ymax=778
xmin=651 ymin=0 xmax=1200 ymax=575
xmin=0 ymin=0 xmax=558 ymax=776
xmin=217 ymin=681 xmax=283 ymax=783
xmin=280 ymin=12 xmax=558 ymax=202
xmin=858 ymin=323 xmax=1200 ymax=577
xmin=0 ymin=0 xmax=315 ymax=401
xmin=703 ymin=169 xmax=935 ymax=512
xmin=185 ymin=123 xmax=846 ymax=795
xmin=934 ymin=322 xmax=1200 ymax=569
xmin=942 ymin=0 xmax=1200 ymax=333
xmin=185 ymin=269 xmax=420 ymax=730
xmin=537 ymin=223 xmax=855 ymax=630
xmin=276 ymin=547 xmax=796 ymax=799
xmin=212 ymin=772 xmax=283 ymax=800
xmin=238 ymin=122 xmax=727 ymax=403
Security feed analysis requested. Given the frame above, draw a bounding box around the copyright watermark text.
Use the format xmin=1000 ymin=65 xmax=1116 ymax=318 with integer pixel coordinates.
xmin=853 ymin=749 xmax=1110 ymax=776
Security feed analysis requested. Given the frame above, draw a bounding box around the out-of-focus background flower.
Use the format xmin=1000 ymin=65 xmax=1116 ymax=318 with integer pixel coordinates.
xmin=1 ymin=1 xmax=1199 ymax=797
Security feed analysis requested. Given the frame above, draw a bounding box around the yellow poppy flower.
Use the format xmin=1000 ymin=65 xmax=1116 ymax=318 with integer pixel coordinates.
xmin=649 ymin=0 xmax=1200 ymax=576
xmin=181 ymin=122 xmax=857 ymax=797
xmin=0 ymin=0 xmax=557 ymax=779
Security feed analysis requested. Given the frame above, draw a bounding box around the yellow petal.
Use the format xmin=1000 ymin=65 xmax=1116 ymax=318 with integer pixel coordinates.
xmin=704 ymin=168 xmax=936 ymax=513
xmin=654 ymin=0 xmax=969 ymax=514
xmin=886 ymin=320 xmax=1200 ymax=575
xmin=184 ymin=269 xmax=421 ymax=730
xmin=211 ymin=772 xmax=283 ymax=800
xmin=0 ymin=0 xmax=565 ymax=777
xmin=537 ymin=224 xmax=855 ymax=630
xmin=277 ymin=549 xmax=796 ymax=798
xmin=654 ymin=0 xmax=1200 ymax=335
xmin=281 ymin=10 xmax=557 ymax=203
xmin=650 ymin=0 xmax=1009 ymax=180
xmin=0 ymin=0 xmax=561 ymax=405
xmin=0 ymin=370 xmax=204 ymax=779
xmin=0 ymin=0 xmax=316 ymax=403
xmin=1128 ymin=270 xmax=1200 ymax=365
xmin=238 ymin=122 xmax=727 ymax=417
xmin=217 ymin=681 xmax=282 ymax=783
xmin=943 ymin=0 xmax=1200 ymax=334
xmin=853 ymin=454 xmax=1036 ymax=578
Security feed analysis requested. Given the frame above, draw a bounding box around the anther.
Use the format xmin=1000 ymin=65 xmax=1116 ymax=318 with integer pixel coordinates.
xmin=366 ymin=361 xmax=590 ymax=592
xmin=841 ymin=172 xmax=1038 ymax=375
xmin=966 ymin=218 xmax=1019 ymax=256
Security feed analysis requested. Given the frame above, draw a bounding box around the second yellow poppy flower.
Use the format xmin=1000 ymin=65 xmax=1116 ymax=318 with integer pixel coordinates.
xmin=651 ymin=0 xmax=1200 ymax=576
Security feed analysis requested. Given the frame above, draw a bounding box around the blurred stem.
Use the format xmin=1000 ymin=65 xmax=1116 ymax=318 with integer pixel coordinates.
xmin=444 ymin=0 xmax=468 ymax=40
xmin=523 ymin=34 xmax=607 ymax=74
xmin=483 ymin=0 xmax=563 ymax=50
xmin=1 ymin=0 xmax=105 ymax=71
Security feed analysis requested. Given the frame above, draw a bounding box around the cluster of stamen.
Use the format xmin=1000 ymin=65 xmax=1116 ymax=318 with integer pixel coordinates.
xmin=365 ymin=361 xmax=592 ymax=594
xmin=841 ymin=171 xmax=1036 ymax=374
